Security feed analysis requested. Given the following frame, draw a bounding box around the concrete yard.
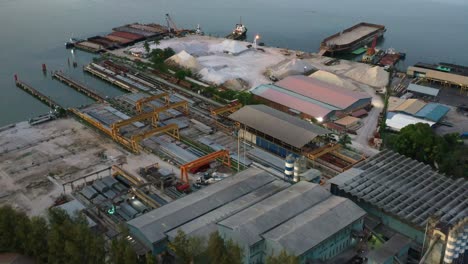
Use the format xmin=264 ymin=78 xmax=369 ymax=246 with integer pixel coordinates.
xmin=0 ymin=118 xmax=179 ymax=216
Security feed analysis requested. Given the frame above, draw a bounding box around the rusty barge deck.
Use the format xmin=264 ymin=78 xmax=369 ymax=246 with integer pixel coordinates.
xmin=319 ymin=22 xmax=386 ymax=55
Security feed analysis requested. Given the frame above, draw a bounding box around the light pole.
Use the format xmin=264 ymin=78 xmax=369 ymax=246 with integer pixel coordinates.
xmin=254 ymin=34 xmax=260 ymax=49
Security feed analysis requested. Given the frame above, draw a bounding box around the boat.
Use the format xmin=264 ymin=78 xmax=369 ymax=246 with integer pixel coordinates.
xmin=320 ymin=22 xmax=386 ymax=55
xmin=65 ymin=37 xmax=81 ymax=49
xmin=226 ymin=18 xmax=247 ymax=40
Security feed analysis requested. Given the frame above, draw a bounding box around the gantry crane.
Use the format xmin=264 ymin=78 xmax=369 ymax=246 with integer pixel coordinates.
xmin=111 ymin=101 xmax=189 ymax=138
xmin=180 ymin=150 xmax=231 ymax=185
xmin=211 ymin=100 xmax=242 ymax=116
xmin=135 ymin=93 xmax=170 ymax=113
xmin=112 ymin=165 xmax=145 ymax=187
xmin=306 ymin=143 xmax=341 ymax=160
xmin=130 ymin=124 xmax=180 ymax=152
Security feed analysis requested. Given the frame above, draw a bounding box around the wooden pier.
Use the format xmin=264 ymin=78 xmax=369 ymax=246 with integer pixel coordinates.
xmin=15 ymin=80 xmax=63 ymax=110
xmin=52 ymin=71 xmax=106 ymax=103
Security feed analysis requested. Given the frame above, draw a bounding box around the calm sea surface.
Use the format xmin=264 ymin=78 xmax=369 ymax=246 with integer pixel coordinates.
xmin=0 ymin=0 xmax=467 ymax=126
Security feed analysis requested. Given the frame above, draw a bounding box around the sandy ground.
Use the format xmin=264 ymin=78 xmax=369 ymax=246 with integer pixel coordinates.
xmin=0 ymin=118 xmax=179 ymax=216
xmin=116 ymin=35 xmax=389 ymax=91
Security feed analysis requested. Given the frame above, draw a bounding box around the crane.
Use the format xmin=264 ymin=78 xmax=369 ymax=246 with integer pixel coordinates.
xmin=111 ymin=101 xmax=189 ymax=138
xmin=135 ymin=92 xmax=170 ymax=113
xmin=130 ymin=124 xmax=180 ymax=152
xmin=112 ymin=165 xmax=145 ymax=187
xmin=211 ymin=100 xmax=242 ymax=116
xmin=180 ymin=150 xmax=231 ymax=185
xmin=366 ymin=35 xmax=378 ymax=56
xmin=306 ymin=143 xmax=341 ymax=160
xmin=165 ymin=14 xmax=179 ymax=34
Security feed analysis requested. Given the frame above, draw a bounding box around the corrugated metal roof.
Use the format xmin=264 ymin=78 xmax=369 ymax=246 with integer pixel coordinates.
xmin=275 ymin=75 xmax=371 ymax=109
xmin=218 ymin=182 xmax=332 ymax=247
xmin=166 ymin=180 xmax=290 ymax=240
xmin=367 ymin=234 xmax=412 ymax=263
xmin=387 ymin=97 xmax=406 ymax=112
xmin=407 ymin=84 xmax=440 ymax=97
xmin=127 ymin=168 xmax=276 ymax=244
xmin=331 ymin=150 xmax=468 ymax=227
xmin=229 ymin=105 xmax=331 ymax=148
xmin=394 ymin=99 xmax=426 ymax=115
xmin=408 ymin=66 xmax=468 ymax=86
xmin=335 ymin=116 xmax=360 ymax=126
xmin=263 ymin=196 xmax=366 ymax=256
xmin=386 ymin=113 xmax=435 ymax=131
xmin=415 ymin=103 xmax=450 ymax=122
xmin=251 ymin=84 xmax=335 ymax=118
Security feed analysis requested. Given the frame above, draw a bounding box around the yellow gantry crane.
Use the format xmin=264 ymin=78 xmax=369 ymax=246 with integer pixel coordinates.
xmin=130 ymin=124 xmax=180 ymax=152
xmin=135 ymin=92 xmax=170 ymax=113
xmin=111 ymin=100 xmax=189 ymax=138
xmin=211 ymin=100 xmax=242 ymax=116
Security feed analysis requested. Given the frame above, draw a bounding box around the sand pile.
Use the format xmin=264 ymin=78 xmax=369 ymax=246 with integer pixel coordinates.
xmin=214 ymin=39 xmax=249 ymax=54
xmin=344 ymin=65 xmax=389 ymax=87
xmin=165 ymin=50 xmax=202 ymax=72
xmin=222 ymin=78 xmax=250 ymax=91
xmin=267 ymin=58 xmax=315 ymax=79
xmin=309 ymin=70 xmax=359 ymax=91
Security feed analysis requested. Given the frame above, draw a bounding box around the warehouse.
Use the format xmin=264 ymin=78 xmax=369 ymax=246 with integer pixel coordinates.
xmin=127 ymin=168 xmax=280 ymax=253
xmin=250 ymin=75 xmax=372 ymax=121
xmin=218 ymin=182 xmax=366 ymax=264
xmin=126 ymin=168 xmax=366 ymax=263
xmin=229 ymin=104 xmax=332 ymax=157
xmin=329 ymin=150 xmax=467 ymax=247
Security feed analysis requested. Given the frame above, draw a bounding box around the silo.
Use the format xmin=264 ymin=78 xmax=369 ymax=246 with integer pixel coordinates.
xmin=293 ymin=156 xmax=307 ymax=182
xmin=284 ymin=154 xmax=295 ymax=179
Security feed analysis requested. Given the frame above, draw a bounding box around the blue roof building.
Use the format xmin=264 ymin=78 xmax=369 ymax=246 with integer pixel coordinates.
xmin=415 ymin=103 xmax=450 ymax=122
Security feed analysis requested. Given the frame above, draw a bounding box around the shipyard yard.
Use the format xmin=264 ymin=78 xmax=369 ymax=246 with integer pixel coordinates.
xmin=1 ymin=10 xmax=467 ymax=264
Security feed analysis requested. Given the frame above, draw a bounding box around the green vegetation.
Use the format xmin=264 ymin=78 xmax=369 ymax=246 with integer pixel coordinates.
xmin=169 ymin=231 xmax=244 ymax=264
xmin=0 ymin=206 xmax=138 ymax=264
xmin=200 ymin=87 xmax=256 ymax=105
xmin=175 ymin=69 xmax=192 ymax=81
xmin=266 ymin=250 xmax=300 ymax=264
xmin=385 ymin=123 xmax=467 ymax=178
xmin=148 ymin=47 xmax=175 ymax=72
xmin=143 ymin=41 xmax=150 ymax=54
xmin=338 ymin=134 xmax=352 ymax=149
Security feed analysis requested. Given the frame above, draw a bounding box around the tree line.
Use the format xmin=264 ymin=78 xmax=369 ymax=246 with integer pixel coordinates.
xmin=385 ymin=123 xmax=467 ymax=178
xmin=169 ymin=230 xmax=299 ymax=264
xmin=1 ymin=205 xmax=298 ymax=264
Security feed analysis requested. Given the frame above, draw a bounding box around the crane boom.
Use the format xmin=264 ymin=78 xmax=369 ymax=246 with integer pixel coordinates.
xmin=165 ymin=14 xmax=179 ymax=33
xmin=135 ymin=93 xmax=170 ymax=113
xmin=180 ymin=150 xmax=231 ymax=184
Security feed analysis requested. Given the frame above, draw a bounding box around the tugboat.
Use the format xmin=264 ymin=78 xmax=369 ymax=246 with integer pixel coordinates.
xmin=65 ymin=37 xmax=81 ymax=49
xmin=226 ymin=18 xmax=247 ymax=40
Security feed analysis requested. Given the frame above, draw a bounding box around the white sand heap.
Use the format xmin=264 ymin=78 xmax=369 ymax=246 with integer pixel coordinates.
xmin=309 ymin=70 xmax=360 ymax=91
xmin=216 ymin=39 xmax=249 ymax=54
xmin=266 ymin=58 xmax=315 ymax=79
xmin=344 ymin=65 xmax=389 ymax=87
xmin=165 ymin=50 xmax=202 ymax=72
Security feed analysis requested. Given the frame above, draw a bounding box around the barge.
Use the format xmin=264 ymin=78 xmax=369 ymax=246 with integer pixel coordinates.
xmin=319 ymin=22 xmax=386 ymax=55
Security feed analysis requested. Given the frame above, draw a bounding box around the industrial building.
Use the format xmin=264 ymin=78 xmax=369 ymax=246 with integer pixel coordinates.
xmin=329 ymin=150 xmax=467 ymax=263
xmin=229 ymin=104 xmax=332 ymax=158
xmin=127 ymin=168 xmax=367 ymax=264
xmin=407 ymin=65 xmax=468 ymax=94
xmin=250 ymin=75 xmax=372 ymax=121
xmin=127 ymin=168 xmax=282 ymax=254
xmin=218 ymin=182 xmax=366 ymax=264
xmin=386 ymin=96 xmax=450 ymax=131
